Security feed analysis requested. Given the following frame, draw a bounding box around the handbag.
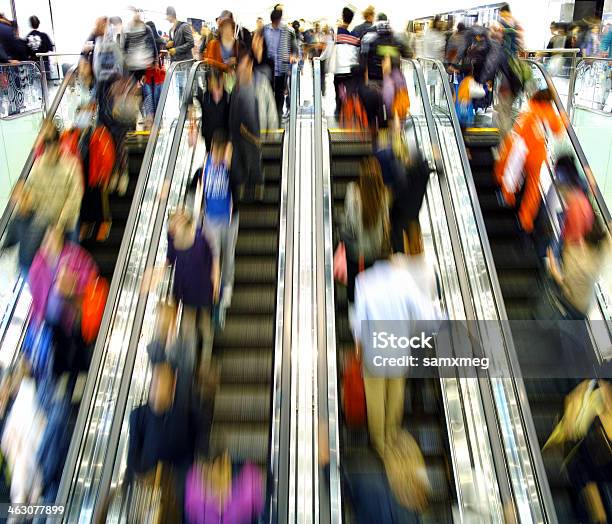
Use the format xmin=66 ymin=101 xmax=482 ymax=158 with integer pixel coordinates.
xmin=342 ymin=352 xmax=366 ymax=427
xmin=333 ymin=242 xmax=347 ymax=286
xmin=81 ymin=276 xmax=109 ymax=344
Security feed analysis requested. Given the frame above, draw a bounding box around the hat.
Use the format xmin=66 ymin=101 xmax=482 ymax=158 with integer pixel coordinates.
xmin=217 ymin=10 xmax=234 ymax=26
xmin=376 ymin=12 xmax=387 ymax=21
xmin=166 ymin=6 xmax=177 ymax=17
xmin=362 ymin=5 xmax=375 ymax=18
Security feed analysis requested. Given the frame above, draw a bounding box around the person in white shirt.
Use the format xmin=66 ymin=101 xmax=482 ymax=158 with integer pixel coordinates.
xmin=352 ymin=248 xmax=440 ymax=458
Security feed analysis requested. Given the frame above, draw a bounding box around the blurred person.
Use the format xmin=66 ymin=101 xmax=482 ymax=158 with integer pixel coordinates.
xmin=204 ymin=10 xmax=244 ymax=75
xmin=495 ymin=89 xmax=565 ymax=233
xmin=254 ymin=55 xmax=279 ymax=132
xmin=108 ymin=16 xmax=124 ymax=47
xmin=166 ymin=209 xmax=216 ymax=372
xmin=25 ymin=16 xmax=54 ymax=76
xmin=123 ymin=7 xmax=158 ymax=81
xmin=421 ymin=16 xmax=446 ymax=61
xmin=352 ymin=247 xmax=441 ymax=458
xmin=547 ymin=22 xmax=567 ymax=49
xmin=445 ymin=22 xmax=466 ymax=65
xmin=359 ymin=13 xmax=407 ymax=89
xmin=546 ymin=217 xmax=610 ymax=321
xmin=193 ymin=68 xmax=230 ymax=152
xmin=197 ymin=25 xmax=211 ymax=59
xmin=263 ymin=8 xmax=299 ymax=118
xmin=81 ymin=17 xmax=108 ymax=63
xmin=127 ymin=360 xmax=196 ymax=522
xmin=318 ymin=25 xmax=334 ymax=97
xmin=166 ymin=6 xmax=194 ymax=62
xmin=599 ymin=23 xmax=612 ymax=58
xmin=3 ymin=125 xmax=83 ymax=272
xmin=142 ymin=51 xmax=166 ymax=128
xmin=190 ymin=129 xmax=237 ymax=325
xmin=60 ymin=103 xmax=115 ymax=242
xmin=341 ymin=157 xmax=390 ymax=305
xmin=353 ymin=5 xmax=375 ymax=40
xmin=0 ymin=13 xmax=19 ymax=63
xmin=381 ymin=55 xmax=409 ymax=122
xmin=333 ymin=7 xmax=359 ymax=116
xmin=375 ymin=128 xmax=431 ymax=255
xmin=230 ymin=51 xmax=263 ymax=202
xmin=146 ymin=20 xmax=165 ymax=54
xmin=256 ymin=17 xmax=265 ymax=34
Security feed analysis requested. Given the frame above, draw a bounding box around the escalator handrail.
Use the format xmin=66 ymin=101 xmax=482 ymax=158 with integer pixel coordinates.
xmin=56 ymin=59 xmax=193 ymax=513
xmin=88 ymin=59 xmax=202 ymax=522
xmin=418 ymin=57 xmax=560 ymax=523
xmin=311 ymin=58 xmax=342 ymax=524
xmin=0 ymin=63 xmax=77 ymax=238
xmin=526 ymin=58 xmax=611 ymax=224
xmin=268 ymin=61 xmax=299 ymax=523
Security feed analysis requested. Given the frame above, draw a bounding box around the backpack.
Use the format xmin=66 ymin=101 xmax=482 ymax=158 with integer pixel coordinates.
xmin=340 ymin=87 xmax=368 ymax=131
xmin=87 ymin=126 xmax=115 ymax=187
xmin=93 ymin=35 xmax=123 ymax=82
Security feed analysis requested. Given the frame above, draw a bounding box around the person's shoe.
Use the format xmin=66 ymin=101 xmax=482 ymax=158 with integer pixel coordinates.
xmin=255 ymin=184 xmax=265 ymax=202
xmin=79 ymin=223 xmax=95 ymax=242
xmin=108 ymin=172 xmax=119 ymax=193
xmin=117 ymin=173 xmax=130 ymax=196
xmin=96 ymin=221 xmax=112 ymax=242
xmin=220 ymin=285 xmax=233 ymax=309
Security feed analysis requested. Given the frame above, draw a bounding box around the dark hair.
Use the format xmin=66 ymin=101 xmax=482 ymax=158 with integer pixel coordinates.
xmin=457 ymin=22 xmax=465 ymax=32
xmin=206 ymin=68 xmax=223 ymax=85
xmin=29 ymin=16 xmax=40 ymax=29
xmin=531 ymin=88 xmax=553 ymax=103
xmin=271 ymin=9 xmax=282 ymax=23
xmin=555 ymin=154 xmax=583 ymax=189
xmin=584 ymin=218 xmax=607 ymax=248
xmin=500 ymin=3 xmax=511 ymax=13
xmin=342 ymin=7 xmax=354 ymax=25
xmin=211 ymin=128 xmax=229 ymax=148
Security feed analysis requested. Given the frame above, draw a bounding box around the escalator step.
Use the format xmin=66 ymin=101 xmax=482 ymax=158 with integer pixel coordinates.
xmin=465 ymin=146 xmax=496 ymax=167
xmin=425 ymin=463 xmax=450 ymax=502
xmin=107 ymin=200 xmax=132 ymax=222
xmin=230 ymin=285 xmax=276 ymax=314
xmin=335 ymin=315 xmax=353 ymax=345
xmin=234 ymin=257 xmax=277 ymax=284
xmin=330 ymin=142 xmax=372 ymax=157
xmin=238 ymin=206 xmax=279 ymax=229
xmin=421 ymin=381 xmax=439 ymax=415
xmin=498 ymin=271 xmax=541 ymax=298
xmin=334 ymin=285 xmax=348 ymax=311
xmin=332 ymin=181 xmax=350 ymax=202
xmin=209 ymin=423 xmax=268 ymax=464
xmin=236 ymin=232 xmax=278 ymax=256
xmin=262 ymin=145 xmax=282 ymax=161
xmin=484 ymin=216 xmax=521 ymax=238
xmin=214 ymin=316 xmax=274 ymax=348
xmin=490 ymin=241 xmax=539 ymax=269
xmin=219 ymin=348 xmax=272 ymax=384
xmin=213 ymin=385 xmax=270 ymax=423
xmin=263 ymin=164 xmax=281 ymax=183
xmin=505 ymin=302 xmax=534 ymax=320
xmin=478 ymin=193 xmax=515 ymax=215
xmin=421 ymin=504 xmax=454 ymax=524
xmin=331 ymin=159 xmax=362 ymax=177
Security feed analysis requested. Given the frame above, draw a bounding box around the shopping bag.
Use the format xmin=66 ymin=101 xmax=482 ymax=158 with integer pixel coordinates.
xmin=384 ymin=428 xmax=431 ymax=512
xmin=333 ymin=242 xmax=347 ymax=285
xmin=342 ymin=352 xmax=366 ymax=427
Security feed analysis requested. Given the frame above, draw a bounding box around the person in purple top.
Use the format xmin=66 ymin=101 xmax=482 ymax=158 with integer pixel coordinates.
xmin=167 ymin=209 xmax=217 ymax=371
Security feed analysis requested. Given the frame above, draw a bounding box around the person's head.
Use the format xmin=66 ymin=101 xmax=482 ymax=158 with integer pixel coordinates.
xmin=211 ymin=128 xmax=229 ymax=164
xmin=109 ymin=16 xmax=122 ymax=28
xmin=342 ymin=7 xmax=354 ymax=26
xmin=291 ymin=20 xmax=300 ymax=32
xmin=166 ymin=6 xmax=177 ymax=23
xmin=555 ymin=154 xmax=582 ymax=190
xmin=457 ymin=22 xmax=465 ymax=32
xmin=217 ymin=10 xmax=235 ymax=39
xmin=207 ymin=68 xmax=224 ymax=95
xmin=149 ymin=362 xmax=177 ymax=414
xmin=499 ymin=3 xmax=512 ymax=21
xmin=93 ymin=16 xmax=108 ymax=37
xmin=531 ymin=88 xmax=553 ymax=104
xmin=256 ymin=17 xmax=264 ymax=31
xmin=584 ymin=218 xmax=607 ymax=251
xmin=363 ymin=5 xmax=375 ymax=23
xmin=377 ymin=13 xmax=388 ymax=23
xmin=358 ymin=157 xmax=387 ymax=230
xmin=271 ymin=9 xmax=282 ymax=27
xmin=29 ymin=16 xmax=40 ymax=30
xmin=131 ymin=8 xmax=144 ymax=24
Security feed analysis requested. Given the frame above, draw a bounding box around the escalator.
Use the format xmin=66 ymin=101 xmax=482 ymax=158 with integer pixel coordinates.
xmin=329 ymin=129 xmax=454 ymax=523
xmin=209 ymin=133 xmax=283 ymax=466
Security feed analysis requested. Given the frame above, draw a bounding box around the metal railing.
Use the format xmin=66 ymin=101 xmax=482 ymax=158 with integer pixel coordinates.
xmin=35 ymin=52 xmax=83 ymax=110
xmin=0 ymin=61 xmax=44 ymax=119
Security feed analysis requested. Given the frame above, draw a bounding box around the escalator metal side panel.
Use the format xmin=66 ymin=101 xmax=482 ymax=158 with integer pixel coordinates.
xmin=57 ymin=59 xmax=194 ymax=519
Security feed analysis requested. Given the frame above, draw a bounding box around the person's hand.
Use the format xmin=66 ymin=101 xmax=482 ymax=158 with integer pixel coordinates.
xmin=584 ymin=166 xmax=597 ymax=193
xmin=228 ymin=56 xmax=237 ymax=67
xmin=289 ymin=54 xmax=298 ymax=64
xmin=168 ymin=48 xmax=176 ymax=56
xmin=8 ymin=60 xmax=19 ymax=64
xmin=166 ymin=40 xmax=174 ymax=49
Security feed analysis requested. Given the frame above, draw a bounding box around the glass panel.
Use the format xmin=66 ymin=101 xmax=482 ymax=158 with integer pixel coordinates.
xmin=0 ymin=62 xmax=43 ymax=118
xmin=525 ymin=51 xmax=579 ymax=109
xmin=63 ymin=60 xmax=193 ymax=520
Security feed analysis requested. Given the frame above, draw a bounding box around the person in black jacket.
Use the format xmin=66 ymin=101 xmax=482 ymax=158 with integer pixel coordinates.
xmin=25 ymin=15 xmax=54 ymax=77
xmin=229 ymin=50 xmax=262 ymax=202
xmin=193 ymin=68 xmax=230 ymax=152
xmin=165 ymin=6 xmax=194 ymax=62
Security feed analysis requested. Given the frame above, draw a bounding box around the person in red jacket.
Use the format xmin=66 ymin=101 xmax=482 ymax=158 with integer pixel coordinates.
xmin=494 ymin=89 xmax=566 ymax=233
xmin=204 ymin=10 xmax=244 ymax=75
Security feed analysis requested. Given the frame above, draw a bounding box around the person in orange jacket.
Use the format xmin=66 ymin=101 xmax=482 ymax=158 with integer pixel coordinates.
xmin=495 ymin=89 xmax=566 ymax=233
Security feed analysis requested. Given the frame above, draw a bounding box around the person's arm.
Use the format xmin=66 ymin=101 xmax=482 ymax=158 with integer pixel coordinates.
xmin=58 ymin=157 xmax=84 ymax=232
xmin=203 ymin=40 xmax=229 ymax=72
